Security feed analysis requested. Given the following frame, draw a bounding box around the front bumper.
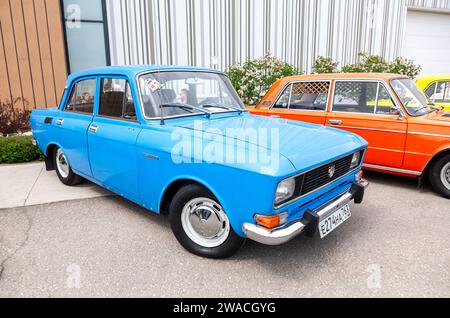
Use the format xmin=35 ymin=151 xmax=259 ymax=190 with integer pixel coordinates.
xmin=242 ymin=179 xmax=369 ymax=245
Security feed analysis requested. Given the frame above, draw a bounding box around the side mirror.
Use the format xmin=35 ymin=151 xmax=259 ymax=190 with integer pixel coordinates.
xmin=391 ymin=106 xmax=404 ymax=120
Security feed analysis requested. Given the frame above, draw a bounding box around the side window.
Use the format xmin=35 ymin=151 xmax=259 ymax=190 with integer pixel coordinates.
xmin=445 ymin=82 xmax=450 ymax=102
xmin=289 ymin=82 xmax=329 ymax=111
xmin=432 ymin=82 xmax=447 ymax=103
xmin=375 ymin=84 xmax=396 ymax=115
xmin=65 ymin=79 xmax=96 ymax=114
xmin=273 ymin=85 xmax=291 ymax=109
xmin=99 ymin=78 xmax=136 ymax=120
xmin=333 ymin=81 xmax=378 ymax=114
xmin=425 ymin=83 xmax=437 ymax=100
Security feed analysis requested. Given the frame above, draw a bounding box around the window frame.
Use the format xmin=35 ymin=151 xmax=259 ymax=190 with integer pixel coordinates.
xmin=97 ymin=76 xmax=139 ymax=123
xmin=270 ymin=80 xmax=332 ymax=112
xmin=330 ymin=79 xmax=402 ymax=117
xmin=426 ymin=81 xmax=450 ymax=103
xmin=135 ymin=69 xmax=244 ymax=120
xmin=63 ymin=77 xmax=97 ymax=116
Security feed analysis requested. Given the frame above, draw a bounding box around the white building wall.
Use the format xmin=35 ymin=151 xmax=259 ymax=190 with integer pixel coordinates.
xmin=105 ymin=0 xmax=450 ymax=73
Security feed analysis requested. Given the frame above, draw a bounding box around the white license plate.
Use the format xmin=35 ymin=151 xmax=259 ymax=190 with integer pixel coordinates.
xmin=318 ymin=204 xmax=351 ymax=239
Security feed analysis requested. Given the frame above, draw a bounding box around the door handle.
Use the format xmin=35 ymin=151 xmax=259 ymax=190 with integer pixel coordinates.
xmin=56 ymin=118 xmax=64 ymax=125
xmin=89 ymin=125 xmax=99 ymax=133
xmin=328 ymin=119 xmax=343 ymax=125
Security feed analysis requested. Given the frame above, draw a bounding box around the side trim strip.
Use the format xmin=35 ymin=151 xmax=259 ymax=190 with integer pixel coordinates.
xmin=333 ymin=125 xmax=406 ymax=134
xmin=363 ymin=164 xmax=421 ymax=176
xmin=408 ymin=131 xmax=450 ymax=139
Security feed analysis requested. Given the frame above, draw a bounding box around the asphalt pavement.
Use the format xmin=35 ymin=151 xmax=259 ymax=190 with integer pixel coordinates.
xmin=0 ymin=171 xmax=449 ymax=297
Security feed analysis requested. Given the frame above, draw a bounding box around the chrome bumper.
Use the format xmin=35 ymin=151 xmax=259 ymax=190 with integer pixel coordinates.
xmin=242 ymin=179 xmax=369 ymax=246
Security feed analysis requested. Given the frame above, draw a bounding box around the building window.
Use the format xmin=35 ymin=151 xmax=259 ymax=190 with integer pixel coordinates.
xmin=63 ymin=0 xmax=110 ymax=73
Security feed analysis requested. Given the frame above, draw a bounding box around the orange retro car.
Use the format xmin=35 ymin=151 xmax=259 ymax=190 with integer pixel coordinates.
xmin=249 ymin=73 xmax=450 ymax=198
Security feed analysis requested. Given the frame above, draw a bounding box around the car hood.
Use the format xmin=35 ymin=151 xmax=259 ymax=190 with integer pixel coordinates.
xmin=421 ymin=110 xmax=450 ymax=123
xmin=175 ymin=113 xmax=367 ymax=172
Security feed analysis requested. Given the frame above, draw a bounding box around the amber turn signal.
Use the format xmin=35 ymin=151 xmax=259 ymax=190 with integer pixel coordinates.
xmin=254 ymin=213 xmax=288 ymax=229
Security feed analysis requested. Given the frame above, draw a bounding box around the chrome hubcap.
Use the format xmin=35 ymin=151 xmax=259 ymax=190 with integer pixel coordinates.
xmin=441 ymin=162 xmax=450 ymax=190
xmin=181 ymin=197 xmax=230 ymax=248
xmin=56 ymin=148 xmax=69 ymax=178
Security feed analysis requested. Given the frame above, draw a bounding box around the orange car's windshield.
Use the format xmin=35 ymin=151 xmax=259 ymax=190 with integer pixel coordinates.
xmin=391 ymin=79 xmax=434 ymax=116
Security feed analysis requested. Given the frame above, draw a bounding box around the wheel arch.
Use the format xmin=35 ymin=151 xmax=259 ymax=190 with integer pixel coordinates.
xmin=423 ymin=147 xmax=450 ymax=176
xmin=159 ymin=178 xmax=217 ymax=215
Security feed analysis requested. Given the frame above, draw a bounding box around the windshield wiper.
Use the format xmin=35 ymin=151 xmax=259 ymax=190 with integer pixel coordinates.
xmin=160 ymin=103 xmax=212 ymax=119
xmin=201 ymin=103 xmax=246 ymax=115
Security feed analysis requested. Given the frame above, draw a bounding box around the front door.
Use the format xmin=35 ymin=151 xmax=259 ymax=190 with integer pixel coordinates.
xmin=327 ymin=80 xmax=407 ymax=168
xmin=55 ymin=77 xmax=96 ymax=177
xmin=87 ymin=77 xmax=142 ymax=200
xmin=265 ymin=81 xmax=330 ymax=125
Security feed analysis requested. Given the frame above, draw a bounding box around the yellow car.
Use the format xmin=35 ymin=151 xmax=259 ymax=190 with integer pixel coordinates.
xmin=417 ymin=75 xmax=450 ymax=110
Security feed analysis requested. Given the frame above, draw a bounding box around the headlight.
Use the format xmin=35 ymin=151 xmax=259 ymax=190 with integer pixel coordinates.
xmin=274 ymin=177 xmax=296 ymax=206
xmin=350 ymin=151 xmax=361 ymax=169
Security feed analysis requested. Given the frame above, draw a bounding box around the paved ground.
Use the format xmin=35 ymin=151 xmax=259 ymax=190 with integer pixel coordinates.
xmin=0 ymin=163 xmax=111 ymax=209
xmin=0 ymin=171 xmax=449 ymax=297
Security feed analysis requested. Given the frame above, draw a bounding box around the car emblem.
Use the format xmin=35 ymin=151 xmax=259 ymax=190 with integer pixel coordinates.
xmin=328 ymin=165 xmax=336 ymax=178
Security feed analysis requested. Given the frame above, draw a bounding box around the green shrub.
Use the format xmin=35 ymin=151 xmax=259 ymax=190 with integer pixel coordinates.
xmin=0 ymin=135 xmax=44 ymax=164
xmin=312 ymin=52 xmax=422 ymax=78
xmin=388 ymin=57 xmax=422 ymax=78
xmin=312 ymin=56 xmax=339 ymax=74
xmin=227 ymin=53 xmax=301 ymax=105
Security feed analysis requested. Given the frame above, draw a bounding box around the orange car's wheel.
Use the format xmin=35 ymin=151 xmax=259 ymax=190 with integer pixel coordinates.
xmin=429 ymin=154 xmax=450 ymax=199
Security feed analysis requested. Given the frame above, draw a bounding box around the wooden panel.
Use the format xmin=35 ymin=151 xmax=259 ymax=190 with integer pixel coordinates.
xmin=9 ymin=0 xmax=34 ymax=109
xmin=0 ymin=20 xmax=12 ymax=103
xmin=45 ymin=0 xmax=67 ymax=103
xmin=0 ymin=0 xmax=24 ymax=108
xmin=22 ymin=0 xmax=47 ymax=109
xmin=33 ymin=0 xmax=57 ymax=107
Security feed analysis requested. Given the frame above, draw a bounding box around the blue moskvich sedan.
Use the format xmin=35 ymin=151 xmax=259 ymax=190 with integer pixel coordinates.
xmin=30 ymin=65 xmax=368 ymax=258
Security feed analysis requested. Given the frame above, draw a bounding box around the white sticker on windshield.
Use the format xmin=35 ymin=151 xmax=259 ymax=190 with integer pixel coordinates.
xmin=147 ymin=79 xmax=161 ymax=92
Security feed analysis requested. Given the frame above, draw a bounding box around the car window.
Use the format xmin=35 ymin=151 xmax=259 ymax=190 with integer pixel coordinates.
xmin=65 ymin=79 xmax=96 ymax=114
xmin=425 ymin=83 xmax=437 ymax=100
xmin=333 ymin=81 xmax=378 ymax=114
xmin=375 ymin=84 xmax=396 ymax=115
xmin=99 ymin=78 xmax=136 ymax=120
xmin=430 ymin=82 xmax=450 ymax=103
xmin=272 ymin=82 xmax=329 ymax=110
xmin=273 ymin=85 xmax=291 ymax=109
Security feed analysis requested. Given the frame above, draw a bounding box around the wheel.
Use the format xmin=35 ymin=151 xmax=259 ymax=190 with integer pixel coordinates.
xmin=53 ymin=147 xmax=83 ymax=186
xmin=429 ymin=155 xmax=450 ymax=199
xmin=169 ymin=184 xmax=245 ymax=258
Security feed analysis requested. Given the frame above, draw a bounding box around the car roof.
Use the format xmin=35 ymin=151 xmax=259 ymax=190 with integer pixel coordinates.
xmin=67 ymin=65 xmax=223 ymax=83
xmin=417 ymin=74 xmax=450 ymax=84
xmin=281 ymin=73 xmax=408 ymax=82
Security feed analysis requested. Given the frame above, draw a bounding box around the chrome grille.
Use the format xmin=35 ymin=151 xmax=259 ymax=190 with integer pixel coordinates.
xmin=298 ymin=154 xmax=354 ymax=196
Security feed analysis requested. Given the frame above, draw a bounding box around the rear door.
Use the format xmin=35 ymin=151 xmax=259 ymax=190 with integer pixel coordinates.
xmin=87 ymin=77 xmax=142 ymax=200
xmin=55 ymin=77 xmax=96 ymax=177
xmin=327 ymin=80 xmax=407 ymax=168
xmin=267 ymin=80 xmax=330 ymax=125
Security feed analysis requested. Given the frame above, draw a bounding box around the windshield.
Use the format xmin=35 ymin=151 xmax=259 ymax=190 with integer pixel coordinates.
xmin=138 ymin=71 xmax=244 ymax=118
xmin=391 ymin=78 xmax=433 ymax=116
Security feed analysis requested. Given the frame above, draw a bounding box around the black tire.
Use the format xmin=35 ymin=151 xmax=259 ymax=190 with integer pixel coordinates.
xmin=53 ymin=147 xmax=83 ymax=186
xmin=169 ymin=184 xmax=245 ymax=258
xmin=429 ymin=154 xmax=450 ymax=199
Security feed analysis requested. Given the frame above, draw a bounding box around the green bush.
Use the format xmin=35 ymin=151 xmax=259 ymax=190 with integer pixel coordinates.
xmin=312 ymin=52 xmax=422 ymax=78
xmin=227 ymin=53 xmax=301 ymax=105
xmin=312 ymin=56 xmax=339 ymax=74
xmin=0 ymin=135 xmax=44 ymax=164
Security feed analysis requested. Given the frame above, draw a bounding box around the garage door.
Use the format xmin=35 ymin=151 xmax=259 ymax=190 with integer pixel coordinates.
xmin=403 ymin=9 xmax=450 ymax=76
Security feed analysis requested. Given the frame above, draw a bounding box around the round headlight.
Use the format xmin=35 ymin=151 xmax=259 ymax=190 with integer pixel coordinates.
xmin=350 ymin=151 xmax=361 ymax=169
xmin=275 ymin=178 xmax=296 ymax=205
